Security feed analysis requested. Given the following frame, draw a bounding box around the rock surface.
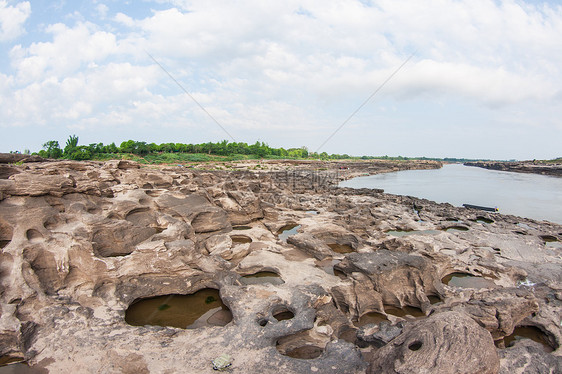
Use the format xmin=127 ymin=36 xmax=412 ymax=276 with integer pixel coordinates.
xmin=0 ymin=160 xmax=560 ymax=373
xmin=465 ymin=161 xmax=562 ymax=177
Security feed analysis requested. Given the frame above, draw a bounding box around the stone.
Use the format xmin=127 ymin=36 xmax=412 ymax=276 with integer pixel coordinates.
xmin=367 ymin=311 xmax=500 ymax=374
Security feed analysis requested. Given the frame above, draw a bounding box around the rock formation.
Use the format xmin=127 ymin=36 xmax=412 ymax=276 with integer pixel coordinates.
xmin=465 ymin=161 xmax=562 ymax=177
xmin=0 ymin=159 xmax=560 ymax=373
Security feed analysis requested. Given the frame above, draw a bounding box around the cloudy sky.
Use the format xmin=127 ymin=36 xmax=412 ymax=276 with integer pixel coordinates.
xmin=1 ymin=0 xmax=561 ymax=159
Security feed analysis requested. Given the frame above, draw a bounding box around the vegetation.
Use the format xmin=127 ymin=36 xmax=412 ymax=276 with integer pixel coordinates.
xmin=36 ymin=136 xmax=318 ymax=163
xmin=32 ymin=135 xmax=548 ymax=164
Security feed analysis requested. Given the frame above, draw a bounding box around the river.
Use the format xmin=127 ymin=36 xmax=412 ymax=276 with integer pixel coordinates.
xmin=339 ymin=163 xmax=562 ymax=224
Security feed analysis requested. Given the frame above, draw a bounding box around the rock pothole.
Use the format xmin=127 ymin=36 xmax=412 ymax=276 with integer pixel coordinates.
xmin=124 ymin=288 xmax=232 ymax=329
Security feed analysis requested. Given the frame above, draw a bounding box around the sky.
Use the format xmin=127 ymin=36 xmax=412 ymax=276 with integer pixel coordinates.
xmin=1 ymin=0 xmax=561 ymax=160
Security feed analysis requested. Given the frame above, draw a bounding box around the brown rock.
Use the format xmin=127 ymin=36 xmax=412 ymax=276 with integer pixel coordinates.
xmin=368 ymin=311 xmax=500 ymax=374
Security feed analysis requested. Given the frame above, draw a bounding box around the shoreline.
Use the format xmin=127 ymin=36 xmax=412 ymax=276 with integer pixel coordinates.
xmin=465 ymin=161 xmax=562 ymax=177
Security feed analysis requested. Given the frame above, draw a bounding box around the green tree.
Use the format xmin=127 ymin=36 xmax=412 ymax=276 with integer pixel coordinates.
xmin=64 ymin=135 xmax=79 ymax=156
xmin=41 ymin=140 xmax=62 ymax=158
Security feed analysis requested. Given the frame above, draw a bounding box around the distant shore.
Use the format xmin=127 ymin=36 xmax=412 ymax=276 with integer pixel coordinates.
xmin=464 ymin=161 xmax=562 ymax=177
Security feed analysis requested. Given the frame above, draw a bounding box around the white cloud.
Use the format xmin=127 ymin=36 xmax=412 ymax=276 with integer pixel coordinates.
xmin=11 ymin=21 xmax=117 ymax=82
xmin=0 ymin=1 xmax=30 ymax=41
xmin=96 ymin=3 xmax=109 ymax=19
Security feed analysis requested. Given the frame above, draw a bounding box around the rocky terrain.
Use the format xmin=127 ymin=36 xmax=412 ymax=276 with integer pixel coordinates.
xmin=465 ymin=161 xmax=562 ymax=177
xmin=0 ymin=159 xmax=561 ymax=373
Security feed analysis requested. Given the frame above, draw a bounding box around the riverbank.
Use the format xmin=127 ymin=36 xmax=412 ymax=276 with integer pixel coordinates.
xmin=465 ymin=161 xmax=562 ymax=177
xmin=0 ymin=160 xmax=560 ymax=373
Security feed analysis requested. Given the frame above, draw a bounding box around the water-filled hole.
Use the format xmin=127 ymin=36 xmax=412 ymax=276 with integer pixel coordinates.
xmin=476 ymin=216 xmax=494 ymax=224
xmin=276 ymin=329 xmax=326 ymax=359
xmin=282 ymin=345 xmax=323 ymax=359
xmin=124 ymin=288 xmax=232 ymax=329
xmin=306 ymin=210 xmax=318 ymax=215
xmin=408 ymin=341 xmax=422 ymax=351
xmin=278 ymin=224 xmax=301 ymax=242
xmin=355 ymin=312 xmax=388 ymax=327
xmin=499 ymin=326 xmax=554 ymax=352
xmin=0 ymin=357 xmax=46 ymax=373
xmin=272 ymin=305 xmax=295 ymax=321
xmin=442 ymin=273 xmax=497 ymax=289
xmin=240 ymin=271 xmax=284 ymax=285
xmin=540 ymin=235 xmax=558 ymax=242
xmin=327 ymin=243 xmax=354 ymax=254
xmin=514 ymin=231 xmax=527 ymax=235
xmin=428 ymin=295 xmax=442 ymax=305
xmin=231 ymin=235 xmax=252 ymax=245
xmin=232 ymin=226 xmax=251 ymax=230
xmin=443 ymin=226 xmax=469 ymax=233
xmin=384 ymin=306 xmax=425 ymax=319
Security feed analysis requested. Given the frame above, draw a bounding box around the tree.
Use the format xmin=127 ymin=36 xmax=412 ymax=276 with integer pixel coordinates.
xmin=42 ymin=140 xmax=62 ymax=158
xmin=64 ymin=135 xmax=79 ymax=156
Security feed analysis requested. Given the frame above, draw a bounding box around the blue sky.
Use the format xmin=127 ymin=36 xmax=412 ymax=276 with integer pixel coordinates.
xmin=1 ymin=0 xmax=561 ymax=159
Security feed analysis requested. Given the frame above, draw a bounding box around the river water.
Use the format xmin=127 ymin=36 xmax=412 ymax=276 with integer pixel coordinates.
xmin=339 ymin=164 xmax=562 ymax=224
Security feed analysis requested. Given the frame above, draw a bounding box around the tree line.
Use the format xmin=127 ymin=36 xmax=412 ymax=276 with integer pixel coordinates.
xmin=37 ymin=136 xmax=351 ymax=161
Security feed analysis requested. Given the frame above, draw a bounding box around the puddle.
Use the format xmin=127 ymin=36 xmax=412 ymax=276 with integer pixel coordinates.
xmin=231 ymin=235 xmax=252 ymax=245
xmin=306 ymin=211 xmax=318 ymax=215
xmin=386 ymin=230 xmax=441 ymax=237
xmin=272 ymin=306 xmax=295 ymax=321
xmin=427 ymin=295 xmax=442 ymax=305
xmin=443 ymin=226 xmax=469 ymax=233
xmin=276 ymin=330 xmax=325 ymax=359
xmin=0 ymin=362 xmax=42 ymax=374
xmin=327 ymin=243 xmax=354 ymax=254
xmin=232 ymin=226 xmax=251 ymax=230
xmin=240 ymin=271 xmax=285 ymax=285
xmin=355 ymin=312 xmax=389 ymax=327
xmin=499 ymin=326 xmax=554 ymax=352
xmin=546 ymin=241 xmax=562 ymax=249
xmin=124 ymin=288 xmax=232 ymax=329
xmin=517 ymin=223 xmax=532 ymax=230
xmin=476 ymin=216 xmax=494 ymax=224
xmin=442 ymin=273 xmax=497 ymax=289
xmin=278 ymin=224 xmax=301 ymax=242
xmin=281 ymin=345 xmax=323 ymax=359
xmin=384 ymin=306 xmax=425 ymax=319
xmin=539 ymin=235 xmax=562 ymax=249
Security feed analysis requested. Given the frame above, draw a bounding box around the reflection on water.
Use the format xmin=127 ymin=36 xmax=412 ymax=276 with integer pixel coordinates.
xmin=340 ymin=164 xmax=562 ymax=224
xmin=278 ymin=224 xmax=301 ymax=242
xmin=0 ymin=362 xmax=42 ymax=374
xmin=232 ymin=226 xmax=251 ymax=230
xmin=442 ymin=273 xmax=497 ymax=289
xmin=125 ymin=289 xmax=232 ymax=329
xmin=240 ymin=271 xmax=285 ymax=285
xmin=356 ymin=312 xmax=388 ymax=327
xmin=500 ymin=326 xmax=554 ymax=352
xmin=384 ymin=306 xmax=425 ymax=319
